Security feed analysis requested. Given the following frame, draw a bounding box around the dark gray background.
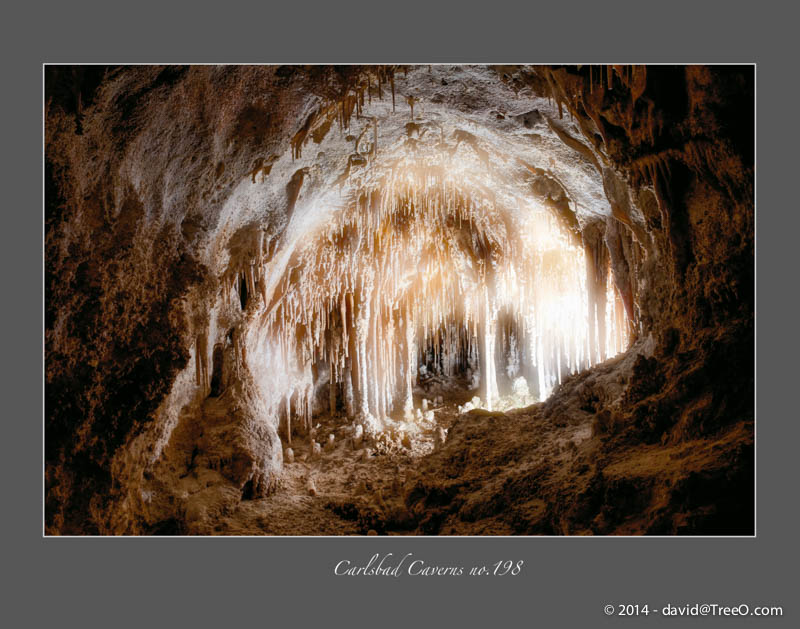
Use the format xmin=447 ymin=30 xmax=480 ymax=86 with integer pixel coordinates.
xmin=11 ymin=1 xmax=794 ymax=626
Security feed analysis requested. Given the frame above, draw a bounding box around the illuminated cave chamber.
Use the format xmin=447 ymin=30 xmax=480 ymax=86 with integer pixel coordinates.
xmin=251 ymin=172 xmax=629 ymax=440
xmin=220 ymin=98 xmax=633 ymax=444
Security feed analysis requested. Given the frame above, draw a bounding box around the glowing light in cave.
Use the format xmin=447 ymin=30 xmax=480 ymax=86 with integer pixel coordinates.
xmin=233 ymin=162 xmax=629 ymax=436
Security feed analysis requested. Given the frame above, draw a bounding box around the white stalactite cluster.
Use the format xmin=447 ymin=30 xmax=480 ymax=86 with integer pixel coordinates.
xmin=237 ymin=164 xmax=629 ymax=438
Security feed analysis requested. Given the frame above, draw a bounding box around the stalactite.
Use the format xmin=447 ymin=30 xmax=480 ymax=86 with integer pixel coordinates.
xmin=402 ymin=301 xmax=416 ymax=419
xmin=195 ymin=333 xmax=209 ymax=394
xmin=355 ymin=279 xmax=372 ymax=422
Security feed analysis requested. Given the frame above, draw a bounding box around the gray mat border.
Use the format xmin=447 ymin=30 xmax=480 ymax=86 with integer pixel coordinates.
xmin=9 ymin=2 xmax=792 ymax=626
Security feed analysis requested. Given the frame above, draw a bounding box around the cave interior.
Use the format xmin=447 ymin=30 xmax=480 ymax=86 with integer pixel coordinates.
xmin=45 ymin=65 xmax=754 ymax=535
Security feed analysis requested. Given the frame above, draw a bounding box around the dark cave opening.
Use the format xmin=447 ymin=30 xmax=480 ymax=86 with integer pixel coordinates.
xmin=239 ymin=273 xmax=248 ymax=310
xmin=209 ymin=345 xmax=224 ymax=398
xmin=241 ymin=479 xmax=255 ymax=501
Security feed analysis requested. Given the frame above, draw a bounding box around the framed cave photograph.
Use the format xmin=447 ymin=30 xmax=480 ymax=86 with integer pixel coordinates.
xmin=20 ymin=2 xmax=800 ymax=626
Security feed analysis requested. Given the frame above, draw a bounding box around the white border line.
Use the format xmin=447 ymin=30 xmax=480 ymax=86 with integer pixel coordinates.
xmin=42 ymin=63 xmax=757 ymax=539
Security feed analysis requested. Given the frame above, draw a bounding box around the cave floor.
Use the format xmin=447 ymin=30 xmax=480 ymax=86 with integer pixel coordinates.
xmin=211 ymin=389 xmax=473 ymax=535
xmin=204 ymin=385 xmax=753 ymax=536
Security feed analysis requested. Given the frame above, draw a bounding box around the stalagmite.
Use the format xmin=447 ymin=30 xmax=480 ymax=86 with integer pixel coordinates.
xmin=344 ymin=357 xmax=355 ymax=418
xmin=285 ymin=394 xmax=292 ymax=445
xmin=434 ymin=427 xmax=447 ymax=449
xmin=352 ymin=424 xmax=363 ymax=448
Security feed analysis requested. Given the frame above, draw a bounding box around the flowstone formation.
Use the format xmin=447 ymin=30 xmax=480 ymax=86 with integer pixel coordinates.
xmin=45 ymin=65 xmax=753 ymax=535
